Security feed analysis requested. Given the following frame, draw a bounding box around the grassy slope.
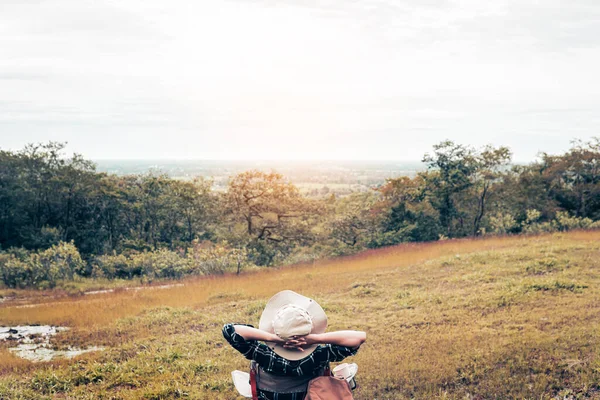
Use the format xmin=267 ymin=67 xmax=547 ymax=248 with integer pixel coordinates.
xmin=0 ymin=231 xmax=599 ymax=399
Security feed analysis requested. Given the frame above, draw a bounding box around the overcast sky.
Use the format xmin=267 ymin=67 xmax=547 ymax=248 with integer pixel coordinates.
xmin=1 ymin=0 xmax=599 ymax=161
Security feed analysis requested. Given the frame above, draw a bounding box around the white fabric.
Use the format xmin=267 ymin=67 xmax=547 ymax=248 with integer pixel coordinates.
xmin=333 ymin=363 xmax=358 ymax=382
xmin=231 ymin=370 xmax=253 ymax=398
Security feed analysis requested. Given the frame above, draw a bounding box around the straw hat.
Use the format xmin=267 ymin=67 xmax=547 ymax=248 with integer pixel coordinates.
xmin=259 ymin=290 xmax=328 ymax=360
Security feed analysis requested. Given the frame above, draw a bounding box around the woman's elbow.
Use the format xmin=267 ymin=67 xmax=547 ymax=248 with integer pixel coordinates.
xmin=350 ymin=331 xmax=367 ymax=347
xmin=358 ymin=331 xmax=367 ymax=344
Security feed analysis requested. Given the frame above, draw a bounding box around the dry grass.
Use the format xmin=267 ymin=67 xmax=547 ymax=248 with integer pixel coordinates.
xmin=0 ymin=235 xmax=519 ymax=328
xmin=1 ymin=231 xmax=599 ymax=399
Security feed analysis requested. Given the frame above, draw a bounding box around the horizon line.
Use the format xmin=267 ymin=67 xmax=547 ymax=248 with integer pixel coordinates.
xmin=91 ymin=158 xmax=532 ymax=164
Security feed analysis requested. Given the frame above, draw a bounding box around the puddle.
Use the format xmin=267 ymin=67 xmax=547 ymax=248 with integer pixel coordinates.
xmin=1 ymin=325 xmax=105 ymax=362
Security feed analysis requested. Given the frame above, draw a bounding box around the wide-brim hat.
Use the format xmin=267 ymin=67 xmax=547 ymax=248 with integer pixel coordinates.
xmin=259 ymin=290 xmax=328 ymax=361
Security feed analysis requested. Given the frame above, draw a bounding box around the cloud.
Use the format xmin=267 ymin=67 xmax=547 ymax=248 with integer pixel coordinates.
xmin=0 ymin=71 xmax=51 ymax=82
xmin=0 ymin=0 xmax=163 ymax=39
xmin=231 ymin=0 xmax=600 ymax=54
xmin=0 ymin=0 xmax=599 ymax=161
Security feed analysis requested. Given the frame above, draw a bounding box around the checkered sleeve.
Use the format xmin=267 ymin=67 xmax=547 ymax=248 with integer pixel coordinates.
xmin=325 ymin=344 xmax=360 ymax=362
xmin=222 ymin=323 xmax=261 ymax=360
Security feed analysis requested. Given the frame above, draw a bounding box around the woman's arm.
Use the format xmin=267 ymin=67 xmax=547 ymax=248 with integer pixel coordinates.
xmin=284 ymin=330 xmax=367 ymax=351
xmin=232 ymin=324 xmax=285 ymax=344
xmin=231 ymin=324 xmax=366 ymax=350
xmin=309 ymin=330 xmax=367 ymax=348
xmin=306 ymin=330 xmax=367 ymax=348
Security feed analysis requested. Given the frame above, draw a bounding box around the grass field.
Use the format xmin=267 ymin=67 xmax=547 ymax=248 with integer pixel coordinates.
xmin=1 ymin=231 xmax=599 ymax=399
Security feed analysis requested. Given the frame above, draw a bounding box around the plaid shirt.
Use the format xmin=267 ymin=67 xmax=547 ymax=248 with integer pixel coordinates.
xmin=223 ymin=323 xmax=359 ymax=400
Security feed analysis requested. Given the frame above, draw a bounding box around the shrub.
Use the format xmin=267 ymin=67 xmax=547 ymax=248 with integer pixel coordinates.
xmin=488 ymin=213 xmax=518 ymax=234
xmin=0 ymin=254 xmax=30 ymax=289
xmin=91 ymin=254 xmax=132 ymax=279
xmin=521 ymin=209 xmax=554 ymax=234
xmin=525 ymin=209 xmax=542 ymax=225
xmin=187 ymin=244 xmax=248 ymax=275
xmin=522 ymin=221 xmax=555 ymax=234
xmin=367 ymin=226 xmax=417 ymax=248
xmin=553 ymin=211 xmax=593 ymax=231
xmin=0 ymin=241 xmax=85 ymax=288
xmin=37 ymin=241 xmax=86 ymax=282
xmin=88 ymin=244 xmax=254 ymax=282
xmin=129 ymin=249 xmax=191 ymax=281
xmin=521 ymin=209 xmax=597 ymax=234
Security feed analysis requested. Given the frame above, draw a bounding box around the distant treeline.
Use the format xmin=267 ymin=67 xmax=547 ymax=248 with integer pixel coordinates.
xmin=1 ymin=139 xmax=599 ymax=289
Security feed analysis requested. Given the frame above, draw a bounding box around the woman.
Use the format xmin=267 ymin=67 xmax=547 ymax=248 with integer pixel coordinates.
xmin=223 ymin=290 xmax=366 ymax=400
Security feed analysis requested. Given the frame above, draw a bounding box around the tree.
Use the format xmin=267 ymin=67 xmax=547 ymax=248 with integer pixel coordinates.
xmin=422 ymin=141 xmax=477 ymax=237
xmin=173 ymin=177 xmax=215 ymax=243
xmin=328 ymin=192 xmax=380 ymax=247
xmin=222 ymin=170 xmax=320 ymax=265
xmin=0 ymin=142 xmax=99 ymax=252
xmin=540 ymin=138 xmax=600 ymax=219
xmin=470 ymin=145 xmax=512 ymax=236
xmin=376 ymin=175 xmax=441 ymax=243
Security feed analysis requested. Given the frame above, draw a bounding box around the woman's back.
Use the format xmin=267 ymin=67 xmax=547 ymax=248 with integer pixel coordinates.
xmin=222 ymin=291 xmax=366 ymax=399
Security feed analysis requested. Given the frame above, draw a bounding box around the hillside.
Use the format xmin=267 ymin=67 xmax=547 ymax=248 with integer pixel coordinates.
xmin=1 ymin=231 xmax=599 ymax=399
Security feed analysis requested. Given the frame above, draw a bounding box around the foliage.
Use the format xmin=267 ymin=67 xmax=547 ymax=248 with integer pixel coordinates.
xmin=0 ymin=142 xmax=217 ymax=256
xmin=554 ymin=211 xmax=595 ymax=231
xmin=327 ymin=192 xmax=381 ymax=247
xmin=539 ymin=138 xmax=600 ymax=219
xmin=1 ymin=138 xmax=599 ymax=287
xmin=91 ymin=244 xmax=251 ymax=281
xmin=488 ymin=212 xmax=518 ymax=234
xmin=220 ymin=170 xmax=321 ymax=265
xmin=420 ymin=141 xmax=512 ymax=237
xmin=377 ymin=175 xmax=441 ymax=244
xmin=92 ymin=254 xmax=134 ymax=279
xmin=421 ymin=141 xmax=477 ymax=237
xmin=187 ymin=243 xmax=249 ymax=275
xmin=127 ymin=249 xmax=190 ymax=282
xmin=0 ymin=241 xmax=85 ymax=288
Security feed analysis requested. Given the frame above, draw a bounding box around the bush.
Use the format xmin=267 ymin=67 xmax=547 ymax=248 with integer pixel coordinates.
xmin=520 ymin=210 xmax=599 ymax=234
xmin=37 ymin=241 xmax=86 ymax=282
xmin=522 ymin=221 xmax=555 ymax=234
xmin=130 ymin=249 xmax=191 ymax=281
xmin=187 ymin=245 xmax=248 ymax=275
xmin=489 ymin=213 xmax=518 ymax=234
xmin=0 ymin=241 xmax=85 ymax=288
xmin=367 ymin=226 xmax=416 ymax=248
xmin=553 ymin=211 xmax=593 ymax=231
xmin=90 ymin=244 xmax=253 ymax=282
xmin=0 ymin=254 xmax=30 ymax=289
xmin=92 ymin=254 xmax=132 ymax=279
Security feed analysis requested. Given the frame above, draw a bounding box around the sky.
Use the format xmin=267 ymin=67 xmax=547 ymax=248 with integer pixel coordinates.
xmin=1 ymin=0 xmax=599 ymax=162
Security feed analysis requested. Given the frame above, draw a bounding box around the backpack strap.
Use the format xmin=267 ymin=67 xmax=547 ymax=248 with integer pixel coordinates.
xmin=250 ymin=361 xmax=259 ymax=400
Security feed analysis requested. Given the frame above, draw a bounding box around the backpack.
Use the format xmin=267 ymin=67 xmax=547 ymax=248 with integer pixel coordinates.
xmin=248 ymin=362 xmax=354 ymax=400
xmin=305 ymin=376 xmax=354 ymax=400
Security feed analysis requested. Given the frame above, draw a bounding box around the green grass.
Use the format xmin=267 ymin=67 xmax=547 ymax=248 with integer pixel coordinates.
xmin=1 ymin=231 xmax=599 ymax=399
